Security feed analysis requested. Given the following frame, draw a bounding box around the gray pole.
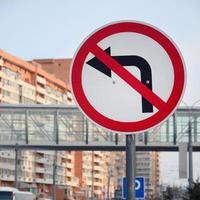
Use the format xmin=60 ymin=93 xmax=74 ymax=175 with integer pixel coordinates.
xmin=188 ymin=120 xmax=193 ymax=188
xmin=25 ymin=110 xmax=29 ymax=144
xmin=54 ymin=110 xmax=59 ymax=144
xmin=85 ymin=119 xmax=89 ymax=144
xmin=53 ymin=151 xmax=57 ymax=200
xmin=14 ymin=145 xmax=18 ymax=188
xmin=194 ymin=117 xmax=197 ymax=142
xmin=126 ymin=134 xmax=136 ymax=200
xmin=173 ymin=113 xmax=177 ymax=145
xmin=91 ymin=151 xmax=94 ymax=199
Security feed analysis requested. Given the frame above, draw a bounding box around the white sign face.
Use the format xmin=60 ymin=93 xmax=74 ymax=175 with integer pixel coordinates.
xmin=82 ymin=32 xmax=174 ymax=122
xmin=70 ymin=21 xmax=185 ymax=133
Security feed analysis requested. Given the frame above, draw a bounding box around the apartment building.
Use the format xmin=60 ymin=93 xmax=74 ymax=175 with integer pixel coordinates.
xmin=136 ymin=152 xmax=160 ymax=198
xmin=74 ymin=151 xmax=104 ymax=199
xmin=0 ymin=50 xmax=77 ymax=199
xmin=112 ymin=152 xmax=126 ymax=189
xmin=74 ymin=151 xmax=123 ymax=200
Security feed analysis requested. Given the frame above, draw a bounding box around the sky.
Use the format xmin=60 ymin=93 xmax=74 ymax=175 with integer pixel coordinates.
xmin=0 ymin=0 xmax=200 ymax=186
xmin=0 ymin=0 xmax=200 ymax=105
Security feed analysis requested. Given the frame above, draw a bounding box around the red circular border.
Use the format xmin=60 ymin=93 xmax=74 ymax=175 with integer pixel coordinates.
xmin=71 ymin=22 xmax=185 ymax=133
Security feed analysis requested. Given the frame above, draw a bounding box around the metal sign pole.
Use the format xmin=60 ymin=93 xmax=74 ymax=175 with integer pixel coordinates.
xmin=188 ymin=120 xmax=193 ymax=188
xmin=126 ymin=134 xmax=136 ymax=200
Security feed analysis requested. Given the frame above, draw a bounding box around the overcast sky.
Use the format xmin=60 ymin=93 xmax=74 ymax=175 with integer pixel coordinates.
xmin=0 ymin=0 xmax=200 ymax=186
xmin=0 ymin=0 xmax=200 ymax=105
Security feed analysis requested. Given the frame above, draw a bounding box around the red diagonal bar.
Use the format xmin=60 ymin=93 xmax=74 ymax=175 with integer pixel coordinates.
xmin=90 ymin=44 xmax=167 ymax=110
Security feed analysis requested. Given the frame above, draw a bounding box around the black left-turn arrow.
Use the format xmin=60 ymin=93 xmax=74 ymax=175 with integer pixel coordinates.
xmin=86 ymin=47 xmax=153 ymax=113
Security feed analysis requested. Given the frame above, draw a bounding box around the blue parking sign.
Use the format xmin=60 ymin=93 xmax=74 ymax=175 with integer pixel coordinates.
xmin=122 ymin=176 xmax=145 ymax=199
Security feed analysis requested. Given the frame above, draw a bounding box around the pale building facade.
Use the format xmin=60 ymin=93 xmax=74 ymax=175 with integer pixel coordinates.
xmin=0 ymin=50 xmax=77 ymax=199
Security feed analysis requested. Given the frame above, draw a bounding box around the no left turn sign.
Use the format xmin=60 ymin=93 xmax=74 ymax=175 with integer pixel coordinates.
xmin=70 ymin=21 xmax=186 ymax=133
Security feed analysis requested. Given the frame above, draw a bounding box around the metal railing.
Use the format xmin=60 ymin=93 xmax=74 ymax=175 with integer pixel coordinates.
xmin=0 ymin=104 xmax=199 ymax=151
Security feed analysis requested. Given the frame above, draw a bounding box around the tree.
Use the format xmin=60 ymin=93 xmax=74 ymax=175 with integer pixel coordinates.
xmin=163 ymin=186 xmax=174 ymax=200
xmin=183 ymin=180 xmax=200 ymax=200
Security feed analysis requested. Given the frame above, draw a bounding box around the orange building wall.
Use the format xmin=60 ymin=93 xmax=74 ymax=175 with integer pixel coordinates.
xmin=0 ymin=50 xmax=67 ymax=90
xmin=33 ymin=58 xmax=72 ymax=85
xmin=74 ymin=152 xmax=83 ymax=186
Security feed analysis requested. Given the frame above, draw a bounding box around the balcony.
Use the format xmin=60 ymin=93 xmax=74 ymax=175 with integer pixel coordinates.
xmin=0 ymin=162 xmax=15 ymax=170
xmin=93 ymin=157 xmax=104 ymax=164
xmin=45 ymin=92 xmax=57 ymax=100
xmin=58 ymin=152 xmax=66 ymax=158
xmin=71 ymin=178 xmax=79 ymax=187
xmin=2 ymin=84 xmax=19 ymax=94
xmin=18 ymin=176 xmax=31 ymax=182
xmin=44 ymin=178 xmax=52 ymax=184
xmin=83 ymin=164 xmax=92 ymax=170
xmin=35 ymin=177 xmax=52 ymax=184
xmin=94 ymin=151 xmax=102 ymax=156
xmin=66 ymin=171 xmax=73 ymax=177
xmin=0 ymin=151 xmax=15 ymax=159
xmin=26 ymin=177 xmax=34 ymax=183
xmin=37 ymin=86 xmax=46 ymax=95
xmin=36 ymin=150 xmax=54 ymax=155
xmin=83 ymin=156 xmax=92 ymax=162
xmin=94 ymin=181 xmax=103 ymax=187
xmin=36 ymin=76 xmax=46 ymax=85
xmin=93 ymin=165 xmax=103 ymax=171
xmin=85 ymin=179 xmax=92 ymax=186
xmin=36 ymin=166 xmax=45 ymax=174
xmin=66 ymin=153 xmax=73 ymax=160
xmin=67 ymin=181 xmax=73 ymax=186
xmin=0 ymin=71 xmax=15 ymax=81
xmin=56 ymin=161 xmax=62 ymax=166
xmin=56 ymin=179 xmax=65 ymax=185
xmin=36 ymin=177 xmax=45 ymax=183
xmin=93 ymin=173 xmax=102 ymax=179
xmin=44 ymin=168 xmax=53 ymax=175
xmin=0 ymin=59 xmax=4 ymax=66
xmin=36 ymin=95 xmax=45 ymax=104
xmin=1 ymin=96 xmax=19 ymax=104
xmin=94 ymin=189 xmax=103 ymax=195
xmin=0 ymin=174 xmax=14 ymax=181
xmin=66 ymin=162 xmax=73 ymax=168
xmin=57 ymin=170 xmax=64 ymax=176
xmin=36 ymin=156 xmax=50 ymax=164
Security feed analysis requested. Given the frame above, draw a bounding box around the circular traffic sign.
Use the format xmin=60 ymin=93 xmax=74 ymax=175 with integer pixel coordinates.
xmin=135 ymin=180 xmax=141 ymax=190
xmin=70 ymin=21 xmax=186 ymax=133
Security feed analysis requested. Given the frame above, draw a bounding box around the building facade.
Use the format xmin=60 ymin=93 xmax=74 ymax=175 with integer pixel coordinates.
xmin=136 ymin=152 xmax=160 ymax=198
xmin=0 ymin=50 xmax=77 ymax=199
